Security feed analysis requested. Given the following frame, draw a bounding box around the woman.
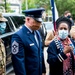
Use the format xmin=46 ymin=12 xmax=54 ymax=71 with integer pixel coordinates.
xmin=47 ymin=16 xmax=75 ymax=75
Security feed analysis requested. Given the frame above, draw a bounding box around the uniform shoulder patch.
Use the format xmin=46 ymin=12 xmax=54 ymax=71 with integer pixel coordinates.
xmin=12 ymin=41 xmax=19 ymax=54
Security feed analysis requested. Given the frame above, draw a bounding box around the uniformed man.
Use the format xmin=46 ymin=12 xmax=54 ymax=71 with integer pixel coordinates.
xmin=11 ymin=8 xmax=46 ymax=75
xmin=0 ymin=13 xmax=7 ymax=75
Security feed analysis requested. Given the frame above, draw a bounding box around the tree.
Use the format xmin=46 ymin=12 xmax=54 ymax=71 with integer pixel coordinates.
xmin=22 ymin=0 xmax=36 ymax=10
xmin=35 ymin=0 xmax=51 ymax=11
xmin=55 ymin=0 xmax=75 ymax=20
xmin=0 ymin=0 xmax=11 ymax=12
xmin=22 ymin=0 xmax=51 ymax=12
xmin=22 ymin=0 xmax=75 ymax=20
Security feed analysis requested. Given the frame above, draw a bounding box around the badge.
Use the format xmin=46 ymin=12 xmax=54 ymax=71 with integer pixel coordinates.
xmin=12 ymin=41 xmax=19 ymax=54
xmin=30 ymin=43 xmax=34 ymax=46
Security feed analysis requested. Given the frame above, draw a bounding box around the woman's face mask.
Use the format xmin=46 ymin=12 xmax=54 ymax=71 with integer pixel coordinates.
xmin=58 ymin=29 xmax=69 ymax=39
xmin=0 ymin=22 xmax=6 ymax=34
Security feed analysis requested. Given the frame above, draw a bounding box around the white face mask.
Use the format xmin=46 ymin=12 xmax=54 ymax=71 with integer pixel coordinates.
xmin=58 ymin=30 xmax=68 ymax=39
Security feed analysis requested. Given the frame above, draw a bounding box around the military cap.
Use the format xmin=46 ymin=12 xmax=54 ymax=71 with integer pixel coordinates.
xmin=56 ymin=16 xmax=72 ymax=30
xmin=22 ymin=8 xmax=45 ymax=22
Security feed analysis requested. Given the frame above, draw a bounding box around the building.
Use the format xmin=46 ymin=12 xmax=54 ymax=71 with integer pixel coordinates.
xmin=7 ymin=0 xmax=22 ymax=13
xmin=0 ymin=0 xmax=22 ymax=13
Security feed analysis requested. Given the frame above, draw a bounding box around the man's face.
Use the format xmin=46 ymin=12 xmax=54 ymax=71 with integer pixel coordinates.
xmin=65 ymin=13 xmax=71 ymax=18
xmin=27 ymin=17 xmax=41 ymax=30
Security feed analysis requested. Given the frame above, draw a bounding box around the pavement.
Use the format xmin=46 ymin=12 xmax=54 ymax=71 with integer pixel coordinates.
xmin=7 ymin=47 xmax=49 ymax=75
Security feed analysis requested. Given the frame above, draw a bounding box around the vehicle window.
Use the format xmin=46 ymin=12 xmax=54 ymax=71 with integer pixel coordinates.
xmin=49 ymin=17 xmax=52 ymax=21
xmin=10 ymin=16 xmax=25 ymax=28
xmin=44 ymin=16 xmax=52 ymax=22
xmin=45 ymin=17 xmax=48 ymax=21
xmin=4 ymin=17 xmax=15 ymax=33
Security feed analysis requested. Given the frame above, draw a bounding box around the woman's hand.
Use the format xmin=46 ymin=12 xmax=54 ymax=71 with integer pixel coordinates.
xmin=63 ymin=45 xmax=73 ymax=54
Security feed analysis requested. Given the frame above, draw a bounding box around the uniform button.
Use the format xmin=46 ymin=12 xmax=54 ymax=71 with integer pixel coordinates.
xmin=40 ymin=56 xmax=41 ymax=58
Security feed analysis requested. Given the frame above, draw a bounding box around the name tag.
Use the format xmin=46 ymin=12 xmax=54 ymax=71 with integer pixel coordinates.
xmin=30 ymin=43 xmax=34 ymax=46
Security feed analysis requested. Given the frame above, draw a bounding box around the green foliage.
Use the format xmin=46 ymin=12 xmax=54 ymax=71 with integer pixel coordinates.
xmin=0 ymin=0 xmax=11 ymax=12
xmin=28 ymin=0 xmax=36 ymax=9
xmin=22 ymin=0 xmax=75 ymax=17
xmin=35 ymin=0 xmax=51 ymax=11
xmin=22 ymin=0 xmax=36 ymax=10
xmin=22 ymin=0 xmax=26 ymax=10
xmin=55 ymin=0 xmax=75 ymax=20
xmin=5 ymin=3 xmax=11 ymax=12
xmin=22 ymin=0 xmax=51 ymax=12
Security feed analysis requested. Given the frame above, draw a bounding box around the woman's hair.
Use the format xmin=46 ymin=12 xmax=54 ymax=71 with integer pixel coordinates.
xmin=56 ymin=16 xmax=72 ymax=30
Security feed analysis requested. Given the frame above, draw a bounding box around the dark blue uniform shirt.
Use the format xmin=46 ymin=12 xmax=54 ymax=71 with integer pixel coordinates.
xmin=11 ymin=25 xmax=46 ymax=75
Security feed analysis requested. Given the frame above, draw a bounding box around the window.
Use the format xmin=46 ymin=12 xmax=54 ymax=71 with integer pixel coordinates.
xmin=4 ymin=16 xmax=15 ymax=33
xmin=10 ymin=15 xmax=25 ymax=28
xmin=44 ymin=16 xmax=53 ymax=22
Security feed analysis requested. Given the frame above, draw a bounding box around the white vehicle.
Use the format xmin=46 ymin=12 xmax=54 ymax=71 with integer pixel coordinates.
xmin=43 ymin=22 xmax=54 ymax=33
xmin=45 ymin=16 xmax=53 ymax=22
